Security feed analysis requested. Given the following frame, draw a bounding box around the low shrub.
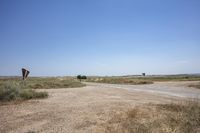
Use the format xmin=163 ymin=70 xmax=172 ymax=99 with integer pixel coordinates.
xmin=20 ymin=89 xmax=48 ymax=99
xmin=0 ymin=81 xmax=48 ymax=102
xmin=188 ymin=82 xmax=200 ymax=89
xmin=0 ymin=82 xmax=21 ymax=101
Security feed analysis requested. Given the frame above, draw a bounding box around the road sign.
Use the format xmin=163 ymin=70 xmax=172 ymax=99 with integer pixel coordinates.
xmin=22 ymin=68 xmax=30 ymax=80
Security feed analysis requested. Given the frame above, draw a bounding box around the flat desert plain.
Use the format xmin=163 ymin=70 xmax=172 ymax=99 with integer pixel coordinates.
xmin=1 ymin=81 xmax=200 ymax=133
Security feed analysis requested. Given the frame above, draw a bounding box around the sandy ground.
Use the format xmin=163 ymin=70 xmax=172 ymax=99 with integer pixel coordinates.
xmin=0 ymin=81 xmax=200 ymax=133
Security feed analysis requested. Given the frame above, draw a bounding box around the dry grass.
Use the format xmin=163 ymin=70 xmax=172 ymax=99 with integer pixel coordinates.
xmin=86 ymin=77 xmax=153 ymax=85
xmin=0 ymin=77 xmax=85 ymax=102
xmin=86 ymin=76 xmax=200 ymax=85
xmin=0 ymin=81 xmax=48 ymax=102
xmin=0 ymin=77 xmax=85 ymax=89
xmin=100 ymin=100 xmax=200 ymax=133
xmin=189 ymin=82 xmax=200 ymax=89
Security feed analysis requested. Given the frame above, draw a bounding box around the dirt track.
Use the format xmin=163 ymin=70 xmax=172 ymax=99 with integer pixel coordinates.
xmin=1 ymin=81 xmax=200 ymax=133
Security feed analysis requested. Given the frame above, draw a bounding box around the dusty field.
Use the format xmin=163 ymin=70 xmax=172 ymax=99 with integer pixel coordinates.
xmin=1 ymin=81 xmax=200 ymax=133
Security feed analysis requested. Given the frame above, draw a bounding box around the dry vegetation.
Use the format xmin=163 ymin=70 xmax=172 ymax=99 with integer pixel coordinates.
xmin=189 ymin=82 xmax=200 ymax=89
xmin=86 ymin=76 xmax=200 ymax=85
xmin=0 ymin=77 xmax=85 ymax=89
xmin=100 ymin=101 xmax=200 ymax=133
xmin=0 ymin=81 xmax=48 ymax=102
xmin=0 ymin=77 xmax=85 ymax=102
xmin=86 ymin=77 xmax=153 ymax=85
xmin=133 ymin=76 xmax=200 ymax=82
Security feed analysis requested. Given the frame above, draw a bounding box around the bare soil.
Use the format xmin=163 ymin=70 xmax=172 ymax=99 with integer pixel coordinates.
xmin=1 ymin=81 xmax=200 ymax=133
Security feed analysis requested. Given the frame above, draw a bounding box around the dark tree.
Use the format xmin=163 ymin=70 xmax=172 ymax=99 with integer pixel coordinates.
xmin=82 ymin=75 xmax=87 ymax=79
xmin=77 ymin=75 xmax=82 ymax=81
xmin=77 ymin=75 xmax=87 ymax=81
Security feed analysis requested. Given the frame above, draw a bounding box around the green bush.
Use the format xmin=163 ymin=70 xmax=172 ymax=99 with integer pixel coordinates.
xmin=0 ymin=81 xmax=48 ymax=102
xmin=0 ymin=82 xmax=21 ymax=101
xmin=20 ymin=89 xmax=48 ymax=99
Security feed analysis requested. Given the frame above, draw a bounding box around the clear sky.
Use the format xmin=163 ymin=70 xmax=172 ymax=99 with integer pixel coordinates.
xmin=0 ymin=0 xmax=200 ymax=76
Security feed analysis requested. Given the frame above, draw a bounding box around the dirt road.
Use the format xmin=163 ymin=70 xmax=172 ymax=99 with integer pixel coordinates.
xmin=1 ymin=81 xmax=200 ymax=133
xmin=86 ymin=81 xmax=200 ymax=99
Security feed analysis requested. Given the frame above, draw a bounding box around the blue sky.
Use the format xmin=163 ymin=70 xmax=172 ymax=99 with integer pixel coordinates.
xmin=0 ymin=0 xmax=200 ymax=76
